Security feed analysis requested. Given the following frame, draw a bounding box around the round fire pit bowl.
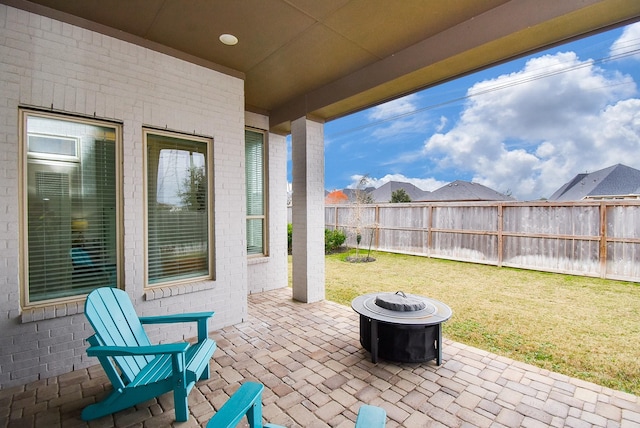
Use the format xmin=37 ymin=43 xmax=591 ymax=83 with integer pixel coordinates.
xmin=351 ymin=292 xmax=452 ymax=364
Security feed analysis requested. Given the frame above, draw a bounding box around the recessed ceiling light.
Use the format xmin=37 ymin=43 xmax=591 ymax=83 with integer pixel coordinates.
xmin=219 ymin=34 xmax=238 ymax=46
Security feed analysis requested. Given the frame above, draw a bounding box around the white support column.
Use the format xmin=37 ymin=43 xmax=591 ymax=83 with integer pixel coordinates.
xmin=291 ymin=116 xmax=325 ymax=303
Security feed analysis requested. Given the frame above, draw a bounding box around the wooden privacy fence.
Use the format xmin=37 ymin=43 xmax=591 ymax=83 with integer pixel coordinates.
xmin=325 ymin=201 xmax=640 ymax=283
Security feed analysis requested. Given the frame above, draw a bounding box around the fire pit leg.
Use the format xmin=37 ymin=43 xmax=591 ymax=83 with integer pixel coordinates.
xmin=370 ymin=319 xmax=379 ymax=364
xmin=436 ymin=324 xmax=442 ymax=365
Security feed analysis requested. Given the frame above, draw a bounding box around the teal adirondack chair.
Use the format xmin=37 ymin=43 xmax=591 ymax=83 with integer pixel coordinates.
xmin=207 ymin=382 xmax=386 ymax=428
xmin=82 ymin=287 xmax=217 ymax=422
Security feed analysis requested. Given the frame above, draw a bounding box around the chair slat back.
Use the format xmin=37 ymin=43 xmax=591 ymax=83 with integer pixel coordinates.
xmin=85 ymin=287 xmax=153 ymax=383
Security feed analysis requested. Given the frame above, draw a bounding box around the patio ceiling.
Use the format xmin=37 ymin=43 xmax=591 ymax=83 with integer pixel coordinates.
xmin=5 ymin=0 xmax=640 ymax=134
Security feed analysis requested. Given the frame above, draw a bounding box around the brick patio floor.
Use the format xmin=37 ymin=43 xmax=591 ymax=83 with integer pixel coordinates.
xmin=2 ymin=287 xmax=640 ymax=427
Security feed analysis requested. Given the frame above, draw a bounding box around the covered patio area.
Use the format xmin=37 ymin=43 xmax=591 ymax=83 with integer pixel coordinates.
xmin=2 ymin=288 xmax=639 ymax=427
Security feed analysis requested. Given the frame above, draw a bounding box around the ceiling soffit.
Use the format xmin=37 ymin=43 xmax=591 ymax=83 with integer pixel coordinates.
xmin=2 ymin=0 xmax=640 ymax=134
xmin=270 ymin=0 xmax=640 ymax=133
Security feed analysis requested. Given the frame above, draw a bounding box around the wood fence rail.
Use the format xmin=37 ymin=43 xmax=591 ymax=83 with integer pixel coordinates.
xmin=324 ymin=201 xmax=640 ymax=283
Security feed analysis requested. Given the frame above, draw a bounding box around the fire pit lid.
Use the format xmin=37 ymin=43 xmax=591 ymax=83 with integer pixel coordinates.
xmin=375 ymin=291 xmax=426 ymax=312
xmin=352 ymin=292 xmax=451 ymax=325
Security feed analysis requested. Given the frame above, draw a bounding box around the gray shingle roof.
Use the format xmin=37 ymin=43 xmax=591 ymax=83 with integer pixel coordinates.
xmin=420 ymin=180 xmax=514 ymax=202
xmin=342 ymin=187 xmax=375 ymax=203
xmin=368 ymin=181 xmax=430 ymax=203
xmin=548 ymin=164 xmax=640 ymax=201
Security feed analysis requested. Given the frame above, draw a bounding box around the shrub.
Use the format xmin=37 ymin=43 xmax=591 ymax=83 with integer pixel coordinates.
xmin=288 ymin=224 xmax=346 ymax=254
xmin=325 ymin=228 xmax=346 ymax=254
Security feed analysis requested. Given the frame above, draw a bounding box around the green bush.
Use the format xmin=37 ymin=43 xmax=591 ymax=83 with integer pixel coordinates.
xmin=325 ymin=228 xmax=346 ymax=254
xmin=288 ymin=224 xmax=346 ymax=254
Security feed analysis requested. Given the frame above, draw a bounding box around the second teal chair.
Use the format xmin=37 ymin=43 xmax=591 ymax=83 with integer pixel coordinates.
xmin=207 ymin=382 xmax=386 ymax=428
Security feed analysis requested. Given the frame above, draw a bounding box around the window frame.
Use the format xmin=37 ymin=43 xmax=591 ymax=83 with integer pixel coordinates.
xmin=245 ymin=128 xmax=269 ymax=257
xmin=143 ymin=127 xmax=215 ymax=288
xmin=19 ymin=109 xmax=122 ymax=308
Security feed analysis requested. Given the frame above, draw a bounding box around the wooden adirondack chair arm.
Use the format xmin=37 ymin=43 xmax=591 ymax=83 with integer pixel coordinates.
xmin=86 ymin=342 xmax=189 ymax=357
xmin=138 ymin=311 xmax=214 ymax=324
xmin=206 ymin=382 xmax=264 ymax=428
xmin=139 ymin=311 xmax=214 ymax=342
xmin=355 ymin=404 xmax=386 ymax=427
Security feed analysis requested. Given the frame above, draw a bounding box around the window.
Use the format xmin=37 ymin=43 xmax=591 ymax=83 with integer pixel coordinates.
xmin=246 ymin=129 xmax=267 ymax=256
xmin=145 ymin=129 xmax=212 ymax=285
xmin=21 ymin=110 xmax=120 ymax=305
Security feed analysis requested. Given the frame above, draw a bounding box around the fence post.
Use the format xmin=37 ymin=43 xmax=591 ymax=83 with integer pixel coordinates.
xmin=375 ymin=204 xmax=380 ymax=249
xmin=427 ymin=205 xmax=433 ymax=257
xmin=599 ymin=202 xmax=607 ymax=278
xmin=497 ymin=204 xmax=503 ymax=267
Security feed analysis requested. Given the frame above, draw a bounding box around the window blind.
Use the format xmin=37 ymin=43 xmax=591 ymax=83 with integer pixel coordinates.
xmin=245 ymin=130 xmax=265 ymax=255
xmin=146 ymin=132 xmax=210 ymax=284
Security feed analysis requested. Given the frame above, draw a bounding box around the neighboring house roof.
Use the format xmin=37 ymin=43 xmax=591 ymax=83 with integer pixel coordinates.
xmin=548 ymin=164 xmax=640 ymax=201
xmin=342 ymin=187 xmax=375 ymax=203
xmin=420 ymin=180 xmax=514 ymax=202
xmin=368 ymin=181 xmax=430 ymax=203
xmin=325 ymin=190 xmax=349 ymax=204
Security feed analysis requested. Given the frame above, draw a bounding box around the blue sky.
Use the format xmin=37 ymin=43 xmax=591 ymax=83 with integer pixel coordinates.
xmin=287 ymin=22 xmax=640 ymax=201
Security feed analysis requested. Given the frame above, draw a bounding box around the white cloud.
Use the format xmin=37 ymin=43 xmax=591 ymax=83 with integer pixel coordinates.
xmin=370 ymin=116 xmax=428 ymax=139
xmin=379 ymin=149 xmax=425 ymax=166
xmin=423 ymin=50 xmax=640 ymax=200
xmin=610 ymin=22 xmax=640 ymax=61
xmin=347 ymin=173 xmax=447 ymax=192
xmin=368 ymin=94 xmax=420 ymax=121
xmin=435 ymin=116 xmax=448 ymax=132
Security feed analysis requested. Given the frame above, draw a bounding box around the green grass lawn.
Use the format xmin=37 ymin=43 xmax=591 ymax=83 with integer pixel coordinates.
xmin=289 ymin=250 xmax=640 ymax=395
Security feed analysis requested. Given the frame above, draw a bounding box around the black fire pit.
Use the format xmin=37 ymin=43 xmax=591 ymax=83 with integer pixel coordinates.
xmin=351 ymin=291 xmax=452 ymax=364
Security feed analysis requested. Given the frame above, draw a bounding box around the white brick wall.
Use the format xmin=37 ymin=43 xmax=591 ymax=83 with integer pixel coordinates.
xmin=0 ymin=4 xmax=254 ymax=387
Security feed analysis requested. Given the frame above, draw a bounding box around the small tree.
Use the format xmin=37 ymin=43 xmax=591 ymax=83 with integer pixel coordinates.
xmin=346 ymin=175 xmax=377 ymax=262
xmin=357 ymin=192 xmax=374 ymax=204
xmin=351 ymin=176 xmax=370 ymax=257
xmin=390 ymin=188 xmax=411 ymax=203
